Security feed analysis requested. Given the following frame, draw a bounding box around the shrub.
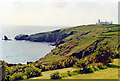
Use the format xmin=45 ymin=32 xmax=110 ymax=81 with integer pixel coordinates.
xmin=1 ymin=61 xmax=7 ymax=81
xmin=73 ymin=61 xmax=82 ymax=68
xmin=98 ymin=65 xmax=108 ymax=69
xmin=50 ymin=72 xmax=61 ymax=79
xmin=85 ymin=67 xmax=94 ymax=73
xmin=5 ymin=65 xmax=42 ymax=81
xmin=23 ymin=75 xmax=27 ymax=80
xmin=63 ymin=56 xmax=78 ymax=68
xmin=67 ymin=71 xmax=71 ymax=76
xmin=5 ymin=75 xmax=11 ymax=81
xmin=10 ymin=72 xmax=24 ymax=81
xmin=81 ymin=62 xmax=88 ymax=71
xmin=6 ymin=67 xmax=12 ymax=75
xmin=34 ymin=63 xmax=43 ymax=69
xmin=93 ymin=66 xmax=100 ymax=71
xmin=95 ymin=45 xmax=115 ymax=65
xmin=24 ymin=66 xmax=42 ymax=78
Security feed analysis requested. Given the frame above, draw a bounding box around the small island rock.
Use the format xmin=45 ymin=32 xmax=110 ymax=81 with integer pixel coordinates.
xmin=2 ymin=35 xmax=12 ymax=40
xmin=4 ymin=36 xmax=8 ymax=40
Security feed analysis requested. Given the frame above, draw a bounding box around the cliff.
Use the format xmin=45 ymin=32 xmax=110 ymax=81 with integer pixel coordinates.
xmin=37 ymin=24 xmax=120 ymax=64
xmin=15 ymin=24 xmax=120 ymax=64
xmin=15 ymin=26 xmax=80 ymax=45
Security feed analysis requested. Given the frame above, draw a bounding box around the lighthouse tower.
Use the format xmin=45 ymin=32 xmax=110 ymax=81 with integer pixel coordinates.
xmin=97 ymin=19 xmax=101 ymax=25
xmin=110 ymin=21 xmax=113 ymax=25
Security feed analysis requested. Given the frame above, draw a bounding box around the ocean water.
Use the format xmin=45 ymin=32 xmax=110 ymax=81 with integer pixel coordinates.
xmin=0 ymin=25 xmax=69 ymax=64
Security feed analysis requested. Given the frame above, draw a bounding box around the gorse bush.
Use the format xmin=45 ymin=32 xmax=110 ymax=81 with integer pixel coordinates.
xmin=85 ymin=67 xmax=94 ymax=73
xmin=31 ymin=56 xmax=78 ymax=72
xmin=67 ymin=71 xmax=71 ymax=76
xmin=95 ymin=45 xmax=115 ymax=65
xmin=5 ymin=65 xmax=42 ymax=81
xmin=78 ymin=64 xmax=108 ymax=74
xmin=93 ymin=66 xmax=100 ymax=71
xmin=25 ymin=66 xmax=42 ymax=78
xmin=4 ymin=56 xmax=78 ymax=81
xmin=98 ymin=65 xmax=108 ymax=69
xmin=43 ymin=56 xmax=78 ymax=70
xmin=22 ymin=75 xmax=27 ymax=80
xmin=50 ymin=72 xmax=61 ymax=79
xmin=1 ymin=61 xmax=6 ymax=81
xmin=10 ymin=72 xmax=24 ymax=81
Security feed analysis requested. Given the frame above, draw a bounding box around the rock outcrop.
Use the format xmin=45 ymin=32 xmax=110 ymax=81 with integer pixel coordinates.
xmin=2 ymin=35 xmax=12 ymax=40
xmin=4 ymin=36 xmax=8 ymax=40
xmin=14 ymin=29 xmax=75 ymax=45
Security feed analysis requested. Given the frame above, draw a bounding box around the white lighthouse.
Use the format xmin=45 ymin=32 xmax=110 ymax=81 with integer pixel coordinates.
xmin=97 ymin=19 xmax=101 ymax=25
xmin=97 ymin=19 xmax=113 ymax=25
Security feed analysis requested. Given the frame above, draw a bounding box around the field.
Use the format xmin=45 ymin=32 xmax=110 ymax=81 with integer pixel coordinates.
xmin=63 ymin=59 xmax=119 ymax=79
xmin=20 ymin=58 xmax=119 ymax=81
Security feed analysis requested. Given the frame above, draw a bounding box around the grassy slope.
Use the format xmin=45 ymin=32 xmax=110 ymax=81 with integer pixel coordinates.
xmin=40 ymin=24 xmax=120 ymax=64
xmin=30 ymin=68 xmax=77 ymax=79
xmin=19 ymin=24 xmax=120 ymax=81
xmin=21 ymin=58 xmax=119 ymax=80
xmin=63 ymin=59 xmax=119 ymax=79
xmin=40 ymin=25 xmax=105 ymax=62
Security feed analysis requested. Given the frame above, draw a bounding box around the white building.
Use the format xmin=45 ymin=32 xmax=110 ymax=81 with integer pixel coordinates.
xmin=97 ymin=19 xmax=112 ymax=25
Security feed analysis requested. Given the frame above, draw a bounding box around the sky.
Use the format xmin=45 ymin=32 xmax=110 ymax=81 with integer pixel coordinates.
xmin=0 ymin=0 xmax=119 ymax=26
xmin=118 ymin=1 xmax=120 ymax=24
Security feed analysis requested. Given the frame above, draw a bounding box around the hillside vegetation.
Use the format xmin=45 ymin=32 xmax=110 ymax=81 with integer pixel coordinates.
xmin=20 ymin=58 xmax=119 ymax=80
xmin=4 ymin=24 xmax=120 ymax=80
xmin=35 ymin=24 xmax=120 ymax=64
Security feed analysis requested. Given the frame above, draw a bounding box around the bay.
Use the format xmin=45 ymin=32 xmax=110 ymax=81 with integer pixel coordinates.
xmin=0 ymin=25 xmax=69 ymax=64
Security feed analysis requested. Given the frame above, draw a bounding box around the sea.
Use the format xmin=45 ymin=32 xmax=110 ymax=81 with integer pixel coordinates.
xmin=0 ymin=25 xmax=69 ymax=64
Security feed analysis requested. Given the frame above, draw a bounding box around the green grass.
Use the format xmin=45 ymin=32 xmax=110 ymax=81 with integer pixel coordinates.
xmin=21 ymin=58 xmax=119 ymax=81
xmin=30 ymin=68 xmax=78 ymax=79
xmin=18 ymin=24 xmax=120 ymax=81
xmin=40 ymin=24 xmax=120 ymax=64
xmin=63 ymin=59 xmax=119 ymax=79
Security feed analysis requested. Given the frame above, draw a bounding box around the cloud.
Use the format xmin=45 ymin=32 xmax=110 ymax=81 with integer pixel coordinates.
xmin=49 ymin=0 xmax=68 ymax=8
xmin=0 ymin=0 xmax=119 ymax=26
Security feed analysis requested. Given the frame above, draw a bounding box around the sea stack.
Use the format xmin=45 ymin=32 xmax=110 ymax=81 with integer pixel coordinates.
xmin=2 ymin=35 xmax=12 ymax=40
xmin=3 ymin=35 xmax=8 ymax=40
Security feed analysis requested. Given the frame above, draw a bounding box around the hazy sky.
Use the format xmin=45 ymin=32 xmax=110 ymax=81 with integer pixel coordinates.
xmin=0 ymin=0 xmax=119 ymax=26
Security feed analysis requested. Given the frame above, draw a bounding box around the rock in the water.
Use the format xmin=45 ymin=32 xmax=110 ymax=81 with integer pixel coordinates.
xmin=4 ymin=36 xmax=8 ymax=40
xmin=15 ymin=34 xmax=29 ymax=40
xmin=2 ymin=35 xmax=12 ymax=40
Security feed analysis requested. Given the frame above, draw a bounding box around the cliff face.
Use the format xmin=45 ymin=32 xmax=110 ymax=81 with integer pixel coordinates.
xmin=15 ymin=28 xmax=78 ymax=45
xmin=15 ymin=34 xmax=29 ymax=40
xmin=30 ymin=30 xmax=74 ymax=42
